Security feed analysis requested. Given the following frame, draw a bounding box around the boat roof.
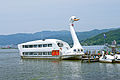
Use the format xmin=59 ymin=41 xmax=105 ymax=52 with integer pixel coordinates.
xmin=18 ymin=39 xmax=66 ymax=45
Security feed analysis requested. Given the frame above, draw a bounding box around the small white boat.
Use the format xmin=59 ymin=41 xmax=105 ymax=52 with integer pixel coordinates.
xmin=114 ymin=53 xmax=120 ymax=62
xmin=99 ymin=51 xmax=115 ymax=63
xmin=18 ymin=16 xmax=84 ymax=59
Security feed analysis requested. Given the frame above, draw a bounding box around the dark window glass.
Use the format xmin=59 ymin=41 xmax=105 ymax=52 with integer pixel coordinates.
xmin=43 ymin=44 xmax=47 ymax=47
xmin=34 ymin=45 xmax=37 ymax=48
xmin=38 ymin=44 xmax=42 ymax=47
xmin=25 ymin=52 xmax=28 ymax=55
xmin=48 ymin=44 xmax=52 ymax=47
xmin=48 ymin=52 xmax=52 ymax=55
xmin=43 ymin=52 xmax=47 ymax=55
xmin=25 ymin=45 xmax=28 ymax=48
xmin=74 ymin=49 xmax=76 ymax=52
xmin=34 ymin=53 xmax=37 ymax=55
xmin=57 ymin=43 xmax=63 ymax=47
xmin=78 ymin=49 xmax=80 ymax=52
xmin=43 ymin=52 xmax=46 ymax=55
xmin=22 ymin=45 xmax=25 ymax=48
xmin=29 ymin=52 xmax=33 ymax=55
xmin=29 ymin=45 xmax=33 ymax=48
xmin=23 ymin=52 xmax=25 ymax=55
xmin=38 ymin=52 xmax=42 ymax=55
xmin=81 ymin=49 xmax=83 ymax=52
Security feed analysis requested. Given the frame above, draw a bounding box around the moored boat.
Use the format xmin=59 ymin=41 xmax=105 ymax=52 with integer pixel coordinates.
xmin=18 ymin=16 xmax=84 ymax=59
xmin=99 ymin=51 xmax=115 ymax=63
xmin=114 ymin=53 xmax=120 ymax=62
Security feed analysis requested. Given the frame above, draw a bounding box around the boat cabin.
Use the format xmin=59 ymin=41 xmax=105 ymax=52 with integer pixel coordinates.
xmin=18 ymin=39 xmax=70 ymax=58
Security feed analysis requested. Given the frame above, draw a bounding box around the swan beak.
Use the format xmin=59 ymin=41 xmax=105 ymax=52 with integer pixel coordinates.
xmin=74 ymin=19 xmax=80 ymax=21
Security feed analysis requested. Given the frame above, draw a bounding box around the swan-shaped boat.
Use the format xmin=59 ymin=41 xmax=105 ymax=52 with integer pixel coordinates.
xmin=18 ymin=16 xmax=84 ymax=59
xmin=114 ymin=53 xmax=120 ymax=62
xmin=62 ymin=16 xmax=84 ymax=59
xmin=99 ymin=51 xmax=115 ymax=63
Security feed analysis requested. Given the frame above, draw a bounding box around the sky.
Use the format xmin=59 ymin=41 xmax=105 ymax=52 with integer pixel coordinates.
xmin=0 ymin=0 xmax=120 ymax=35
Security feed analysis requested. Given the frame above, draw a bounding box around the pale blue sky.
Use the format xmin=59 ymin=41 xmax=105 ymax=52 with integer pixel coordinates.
xmin=0 ymin=0 xmax=120 ymax=35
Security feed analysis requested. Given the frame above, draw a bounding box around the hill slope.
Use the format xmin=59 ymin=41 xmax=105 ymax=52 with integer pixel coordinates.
xmin=0 ymin=28 xmax=114 ymax=45
xmin=83 ymin=28 xmax=120 ymax=45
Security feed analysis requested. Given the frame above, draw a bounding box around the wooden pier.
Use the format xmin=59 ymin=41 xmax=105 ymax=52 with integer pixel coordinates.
xmin=81 ymin=55 xmax=99 ymax=62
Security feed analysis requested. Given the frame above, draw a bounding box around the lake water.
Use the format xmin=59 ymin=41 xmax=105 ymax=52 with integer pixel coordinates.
xmin=0 ymin=49 xmax=120 ymax=80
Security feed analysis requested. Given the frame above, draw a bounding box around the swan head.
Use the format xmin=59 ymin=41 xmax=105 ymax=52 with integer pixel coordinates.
xmin=69 ymin=16 xmax=80 ymax=23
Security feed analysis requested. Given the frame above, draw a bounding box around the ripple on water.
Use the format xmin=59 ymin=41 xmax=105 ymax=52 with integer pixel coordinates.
xmin=0 ymin=50 xmax=120 ymax=80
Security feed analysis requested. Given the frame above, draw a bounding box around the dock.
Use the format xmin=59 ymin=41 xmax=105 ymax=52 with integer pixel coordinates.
xmin=81 ymin=54 xmax=100 ymax=62
xmin=81 ymin=58 xmax=99 ymax=62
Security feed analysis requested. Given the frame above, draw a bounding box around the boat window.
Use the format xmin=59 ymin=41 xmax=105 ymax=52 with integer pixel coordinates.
xmin=43 ymin=52 xmax=46 ymax=55
xmin=43 ymin=52 xmax=47 ymax=55
xmin=43 ymin=44 xmax=47 ymax=47
xmin=57 ymin=42 xmax=63 ymax=47
xmin=25 ymin=52 xmax=28 ymax=55
xmin=38 ymin=44 xmax=42 ymax=48
xmin=34 ymin=53 xmax=37 ymax=55
xmin=29 ymin=52 xmax=33 ymax=55
xmin=33 ymin=45 xmax=37 ymax=48
xmin=48 ymin=44 xmax=52 ymax=47
xmin=25 ymin=45 xmax=28 ymax=48
xmin=23 ymin=52 xmax=25 ymax=55
xmin=78 ymin=49 xmax=80 ymax=52
xmin=45 ymin=52 xmax=47 ymax=55
xmin=73 ymin=49 xmax=76 ymax=52
xmin=38 ymin=52 xmax=42 ymax=55
xmin=81 ymin=49 xmax=83 ymax=52
xmin=29 ymin=45 xmax=33 ymax=48
xmin=48 ymin=52 xmax=52 ymax=55
xmin=22 ymin=45 xmax=25 ymax=48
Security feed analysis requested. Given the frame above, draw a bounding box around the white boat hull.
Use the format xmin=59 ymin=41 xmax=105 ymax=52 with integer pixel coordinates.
xmin=99 ymin=59 xmax=113 ymax=63
xmin=114 ymin=59 xmax=120 ymax=63
xmin=61 ymin=55 xmax=82 ymax=60
xmin=114 ymin=54 xmax=120 ymax=62
xmin=99 ymin=55 xmax=115 ymax=63
xmin=21 ymin=55 xmax=83 ymax=60
xmin=21 ymin=56 xmax=60 ymax=59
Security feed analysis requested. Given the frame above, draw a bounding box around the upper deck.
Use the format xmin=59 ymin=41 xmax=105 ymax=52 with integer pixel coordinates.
xmin=18 ymin=39 xmax=70 ymax=51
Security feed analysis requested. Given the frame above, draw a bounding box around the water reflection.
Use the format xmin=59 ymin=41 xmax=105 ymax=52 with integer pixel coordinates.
xmin=18 ymin=59 xmax=120 ymax=80
xmin=98 ymin=63 xmax=120 ymax=80
xmin=1 ymin=51 xmax=120 ymax=80
xmin=20 ymin=59 xmax=83 ymax=80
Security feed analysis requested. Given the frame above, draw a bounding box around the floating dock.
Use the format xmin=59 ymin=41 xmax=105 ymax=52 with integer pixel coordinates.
xmin=81 ymin=55 xmax=99 ymax=62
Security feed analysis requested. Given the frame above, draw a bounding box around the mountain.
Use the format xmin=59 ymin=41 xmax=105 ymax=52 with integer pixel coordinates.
xmin=0 ymin=28 xmax=115 ymax=45
xmin=83 ymin=28 xmax=120 ymax=45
